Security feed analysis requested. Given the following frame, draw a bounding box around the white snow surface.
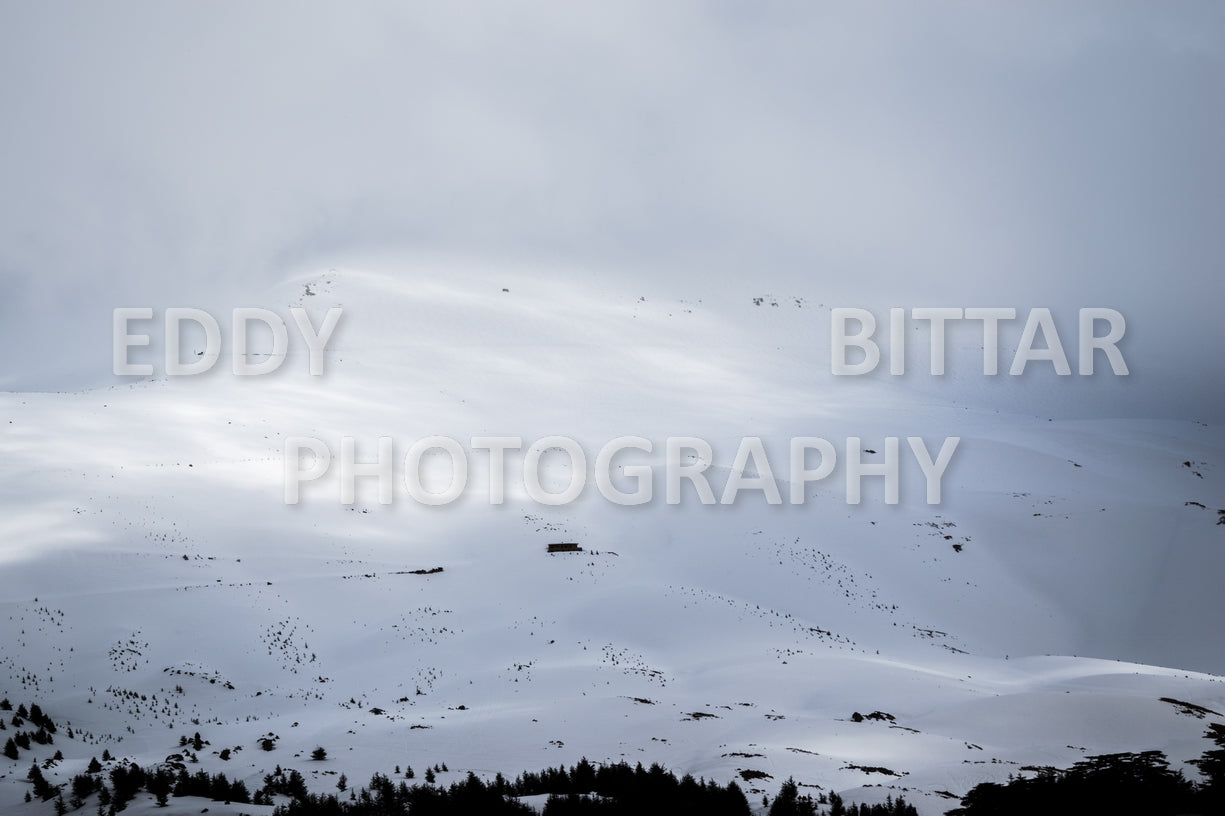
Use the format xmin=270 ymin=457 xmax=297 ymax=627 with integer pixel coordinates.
xmin=1 ymin=266 xmax=1223 ymax=815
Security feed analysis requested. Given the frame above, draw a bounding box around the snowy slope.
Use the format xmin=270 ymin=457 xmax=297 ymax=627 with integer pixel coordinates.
xmin=1 ymin=266 xmax=1223 ymax=815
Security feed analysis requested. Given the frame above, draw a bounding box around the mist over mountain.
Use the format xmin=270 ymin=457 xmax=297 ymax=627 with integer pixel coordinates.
xmin=1 ymin=3 xmax=1222 ymax=416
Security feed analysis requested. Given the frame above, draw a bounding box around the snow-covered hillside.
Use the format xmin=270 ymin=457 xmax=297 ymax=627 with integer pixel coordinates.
xmin=2 ymin=267 xmax=1223 ymax=815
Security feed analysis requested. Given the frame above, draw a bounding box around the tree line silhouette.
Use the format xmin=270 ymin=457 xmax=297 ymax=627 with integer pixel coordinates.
xmin=949 ymin=723 xmax=1225 ymax=816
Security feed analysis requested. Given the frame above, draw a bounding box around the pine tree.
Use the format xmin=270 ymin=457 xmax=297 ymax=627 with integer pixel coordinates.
xmin=286 ymin=769 xmax=308 ymax=799
xmin=28 ymin=761 xmax=56 ymax=800
xmin=1194 ymin=723 xmax=1225 ymax=811
xmin=769 ymin=778 xmax=797 ymax=816
xmin=3 ymin=737 xmax=17 ymax=760
xmin=72 ymin=773 xmax=95 ymax=801
xmin=768 ymin=777 xmax=817 ymax=816
xmin=312 ymin=746 xmax=328 ymax=761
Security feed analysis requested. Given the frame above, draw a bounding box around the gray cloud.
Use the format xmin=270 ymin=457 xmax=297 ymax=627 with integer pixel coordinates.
xmin=1 ymin=1 xmax=1221 ymax=417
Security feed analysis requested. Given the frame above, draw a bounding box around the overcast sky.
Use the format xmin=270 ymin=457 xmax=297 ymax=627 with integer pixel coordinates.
xmin=1 ymin=2 xmax=1222 ymax=418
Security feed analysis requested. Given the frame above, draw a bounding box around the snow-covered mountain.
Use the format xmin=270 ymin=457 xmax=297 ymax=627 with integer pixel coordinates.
xmin=2 ymin=266 xmax=1223 ymax=815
